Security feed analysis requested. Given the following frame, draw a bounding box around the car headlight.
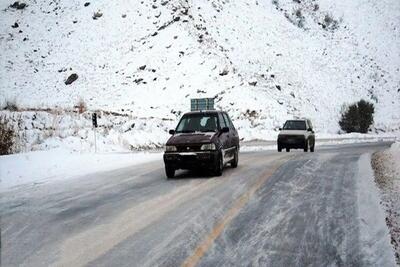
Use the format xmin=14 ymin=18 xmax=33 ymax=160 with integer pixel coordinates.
xmin=200 ymin=143 xmax=216 ymax=150
xmin=165 ymin=145 xmax=177 ymax=152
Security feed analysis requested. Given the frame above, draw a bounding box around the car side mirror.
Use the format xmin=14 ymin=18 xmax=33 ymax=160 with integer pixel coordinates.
xmin=221 ymin=127 xmax=229 ymax=133
xmin=279 ymin=127 xmax=282 ymax=131
xmin=169 ymin=129 xmax=175 ymax=135
xmin=307 ymin=128 xmax=312 ymax=132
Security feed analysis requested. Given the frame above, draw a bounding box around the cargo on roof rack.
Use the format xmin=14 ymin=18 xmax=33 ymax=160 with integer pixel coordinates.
xmin=190 ymin=98 xmax=215 ymax=111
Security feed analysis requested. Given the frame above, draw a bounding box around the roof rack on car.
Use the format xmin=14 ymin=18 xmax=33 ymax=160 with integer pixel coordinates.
xmin=190 ymin=98 xmax=215 ymax=111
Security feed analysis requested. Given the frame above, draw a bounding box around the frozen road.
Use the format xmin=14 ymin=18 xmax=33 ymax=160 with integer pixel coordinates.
xmin=0 ymin=142 xmax=396 ymax=266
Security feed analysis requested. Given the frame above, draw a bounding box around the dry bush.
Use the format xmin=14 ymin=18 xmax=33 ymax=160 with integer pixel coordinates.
xmin=0 ymin=117 xmax=15 ymax=155
xmin=4 ymin=99 xmax=18 ymax=111
xmin=75 ymin=98 xmax=87 ymax=114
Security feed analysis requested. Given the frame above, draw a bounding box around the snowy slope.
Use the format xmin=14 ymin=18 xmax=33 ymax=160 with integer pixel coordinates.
xmin=0 ymin=0 xmax=399 ymax=151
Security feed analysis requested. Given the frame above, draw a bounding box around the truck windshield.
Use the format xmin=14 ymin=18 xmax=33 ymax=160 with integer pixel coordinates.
xmin=176 ymin=114 xmax=218 ymax=133
xmin=283 ymin=120 xmax=306 ymax=130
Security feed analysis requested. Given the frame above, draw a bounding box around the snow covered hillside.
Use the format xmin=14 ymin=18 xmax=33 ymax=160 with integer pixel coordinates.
xmin=0 ymin=0 xmax=399 ymax=151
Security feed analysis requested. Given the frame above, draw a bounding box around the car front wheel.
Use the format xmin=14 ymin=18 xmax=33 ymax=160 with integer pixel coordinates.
xmin=304 ymin=140 xmax=309 ymax=152
xmin=165 ymin=165 xmax=175 ymax=179
xmin=231 ymin=148 xmax=238 ymax=168
xmin=214 ymin=153 xmax=223 ymax=176
xmin=310 ymin=144 xmax=315 ymax=152
xmin=278 ymin=142 xmax=282 ymax=152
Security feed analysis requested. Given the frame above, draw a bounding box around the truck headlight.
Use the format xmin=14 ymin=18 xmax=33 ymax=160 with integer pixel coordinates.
xmin=165 ymin=145 xmax=177 ymax=152
xmin=200 ymin=143 xmax=216 ymax=150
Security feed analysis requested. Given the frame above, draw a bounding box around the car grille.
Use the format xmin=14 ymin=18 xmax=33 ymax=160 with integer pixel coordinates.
xmin=176 ymin=145 xmax=202 ymax=152
xmin=279 ymin=135 xmax=304 ymax=141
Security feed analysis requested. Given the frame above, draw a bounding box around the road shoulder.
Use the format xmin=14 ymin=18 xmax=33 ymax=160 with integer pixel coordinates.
xmin=371 ymin=142 xmax=400 ymax=264
xmin=356 ymin=153 xmax=396 ymax=266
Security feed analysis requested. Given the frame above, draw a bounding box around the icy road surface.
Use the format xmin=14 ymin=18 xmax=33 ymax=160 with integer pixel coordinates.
xmin=0 ymin=142 xmax=396 ymax=266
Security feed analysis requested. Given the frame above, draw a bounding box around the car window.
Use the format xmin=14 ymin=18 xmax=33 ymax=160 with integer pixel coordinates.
xmin=176 ymin=114 xmax=218 ymax=133
xmin=218 ymin=113 xmax=227 ymax=129
xmin=283 ymin=120 xmax=306 ymax=130
xmin=223 ymin=113 xmax=232 ymax=129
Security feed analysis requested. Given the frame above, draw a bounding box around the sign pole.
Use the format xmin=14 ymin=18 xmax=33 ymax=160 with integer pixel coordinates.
xmin=92 ymin=113 xmax=98 ymax=153
xmin=94 ymin=126 xmax=97 ymax=153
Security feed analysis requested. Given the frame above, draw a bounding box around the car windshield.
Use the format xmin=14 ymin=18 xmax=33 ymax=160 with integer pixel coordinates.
xmin=176 ymin=113 xmax=218 ymax=133
xmin=283 ymin=120 xmax=306 ymax=130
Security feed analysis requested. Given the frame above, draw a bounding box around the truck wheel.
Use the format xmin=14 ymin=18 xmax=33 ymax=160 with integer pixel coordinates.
xmin=165 ymin=165 xmax=175 ymax=179
xmin=286 ymin=148 xmax=290 ymax=152
xmin=214 ymin=154 xmax=223 ymax=176
xmin=231 ymin=148 xmax=238 ymax=168
xmin=304 ymin=140 xmax=309 ymax=152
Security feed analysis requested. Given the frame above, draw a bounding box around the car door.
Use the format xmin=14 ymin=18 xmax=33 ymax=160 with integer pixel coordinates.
xmin=224 ymin=113 xmax=239 ymax=149
xmin=217 ymin=113 xmax=230 ymax=163
xmin=221 ymin=112 xmax=236 ymax=160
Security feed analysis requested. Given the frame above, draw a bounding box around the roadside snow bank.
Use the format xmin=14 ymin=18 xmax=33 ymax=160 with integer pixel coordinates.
xmin=240 ymin=136 xmax=397 ymax=152
xmin=356 ymin=154 xmax=396 ymax=266
xmin=372 ymin=142 xmax=400 ymax=264
xmin=0 ymin=149 xmax=162 ymax=192
xmin=388 ymin=142 xmax=400 ymax=172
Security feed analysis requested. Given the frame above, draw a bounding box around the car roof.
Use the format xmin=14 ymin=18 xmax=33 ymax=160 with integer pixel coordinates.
xmin=183 ymin=110 xmax=223 ymax=115
xmin=286 ymin=119 xmax=307 ymax=122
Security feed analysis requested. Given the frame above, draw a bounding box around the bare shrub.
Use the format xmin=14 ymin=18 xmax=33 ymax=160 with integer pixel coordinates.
xmin=321 ymin=13 xmax=339 ymax=30
xmin=295 ymin=8 xmax=302 ymax=18
xmin=324 ymin=14 xmax=333 ymax=25
xmin=75 ymin=98 xmax=87 ymax=114
xmin=0 ymin=117 xmax=15 ymax=155
xmin=4 ymin=99 xmax=18 ymax=111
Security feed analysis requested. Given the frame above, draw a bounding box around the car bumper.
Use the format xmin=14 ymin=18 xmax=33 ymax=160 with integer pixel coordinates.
xmin=163 ymin=151 xmax=219 ymax=170
xmin=278 ymin=137 xmax=306 ymax=148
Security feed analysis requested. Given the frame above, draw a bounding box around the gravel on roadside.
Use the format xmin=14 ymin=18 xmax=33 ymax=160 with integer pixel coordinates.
xmin=372 ymin=145 xmax=400 ymax=265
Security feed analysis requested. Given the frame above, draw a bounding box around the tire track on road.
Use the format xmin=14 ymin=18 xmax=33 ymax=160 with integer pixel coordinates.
xmin=57 ymin=153 xmax=290 ymax=267
xmin=181 ymin=157 xmax=287 ymax=267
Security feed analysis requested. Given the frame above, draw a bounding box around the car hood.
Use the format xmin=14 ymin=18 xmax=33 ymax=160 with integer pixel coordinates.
xmin=279 ymin=130 xmax=306 ymax=136
xmin=167 ymin=132 xmax=216 ymax=145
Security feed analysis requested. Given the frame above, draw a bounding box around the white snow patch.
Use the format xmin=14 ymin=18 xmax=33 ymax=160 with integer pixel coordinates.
xmin=388 ymin=142 xmax=400 ymax=176
xmin=356 ymin=153 xmax=396 ymax=266
xmin=0 ymin=149 xmax=162 ymax=192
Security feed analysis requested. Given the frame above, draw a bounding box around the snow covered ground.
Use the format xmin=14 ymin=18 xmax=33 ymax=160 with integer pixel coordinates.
xmin=0 ymin=0 xmax=399 ymax=152
xmin=356 ymin=154 xmax=396 ymax=266
xmin=0 ymin=149 xmax=162 ymax=192
xmin=372 ymin=142 xmax=400 ymax=264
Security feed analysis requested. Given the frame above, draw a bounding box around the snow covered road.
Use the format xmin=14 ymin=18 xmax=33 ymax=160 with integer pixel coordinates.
xmin=0 ymin=142 xmax=396 ymax=266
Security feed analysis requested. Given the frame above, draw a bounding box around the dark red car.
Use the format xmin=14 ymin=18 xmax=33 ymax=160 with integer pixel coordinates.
xmin=163 ymin=110 xmax=239 ymax=178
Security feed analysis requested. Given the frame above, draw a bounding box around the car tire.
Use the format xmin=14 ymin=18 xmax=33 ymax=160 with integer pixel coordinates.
xmin=165 ymin=165 xmax=175 ymax=179
xmin=214 ymin=153 xmax=223 ymax=176
xmin=304 ymin=140 xmax=309 ymax=152
xmin=278 ymin=143 xmax=282 ymax=152
xmin=231 ymin=148 xmax=238 ymax=168
xmin=286 ymin=148 xmax=290 ymax=152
